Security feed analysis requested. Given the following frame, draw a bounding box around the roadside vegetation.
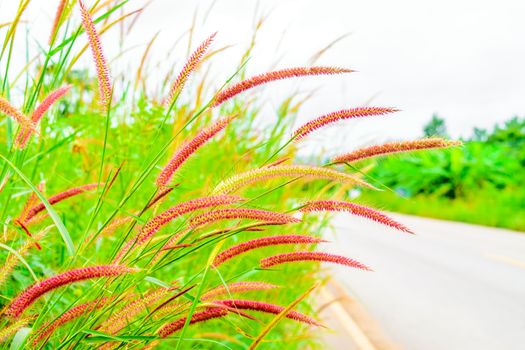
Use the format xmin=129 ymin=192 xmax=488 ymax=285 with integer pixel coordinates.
xmin=0 ymin=1 xmax=452 ymax=349
xmin=360 ymin=115 xmax=525 ymax=231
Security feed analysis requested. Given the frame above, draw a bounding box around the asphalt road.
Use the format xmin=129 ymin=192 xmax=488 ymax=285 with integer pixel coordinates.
xmin=323 ymin=213 xmax=525 ymax=350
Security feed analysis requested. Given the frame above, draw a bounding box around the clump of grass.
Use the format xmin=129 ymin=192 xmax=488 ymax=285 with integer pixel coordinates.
xmin=0 ymin=1 xmax=456 ymax=349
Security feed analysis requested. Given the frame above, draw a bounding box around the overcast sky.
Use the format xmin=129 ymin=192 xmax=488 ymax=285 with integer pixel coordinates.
xmin=1 ymin=0 xmax=524 ymax=152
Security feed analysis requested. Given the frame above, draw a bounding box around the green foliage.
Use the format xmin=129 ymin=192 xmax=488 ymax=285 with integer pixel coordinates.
xmin=362 ymin=115 xmax=525 ymax=231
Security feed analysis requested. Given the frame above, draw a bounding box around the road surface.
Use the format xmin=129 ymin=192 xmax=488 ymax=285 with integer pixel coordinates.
xmin=321 ymin=213 xmax=525 ymax=350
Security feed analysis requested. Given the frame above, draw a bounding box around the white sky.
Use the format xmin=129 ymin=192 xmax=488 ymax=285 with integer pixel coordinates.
xmin=1 ymin=0 xmax=525 ymax=152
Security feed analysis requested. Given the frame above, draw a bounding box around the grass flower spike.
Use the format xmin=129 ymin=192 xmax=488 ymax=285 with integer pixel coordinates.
xmin=0 ymin=317 xmax=34 ymax=343
xmin=156 ymin=115 xmax=236 ymax=188
xmin=5 ymin=265 xmax=134 ymax=318
xmin=0 ymin=227 xmax=50 ymax=288
xmin=213 ymin=235 xmax=324 ymax=266
xmin=201 ymin=282 xmax=279 ymax=300
xmin=137 ymin=195 xmax=244 ymax=244
xmin=212 ymin=66 xmax=353 ymax=107
xmin=98 ymin=288 xmax=171 ymax=337
xmin=49 ymin=0 xmax=67 ymax=44
xmin=261 ymin=252 xmax=371 ymax=270
xmin=32 ymin=298 xmax=110 ymax=346
xmin=79 ymin=0 xmax=112 ymax=109
xmin=189 ymin=208 xmax=300 ymax=228
xmin=158 ymin=308 xmax=228 ymax=337
xmin=214 ymin=164 xmax=376 ymax=194
xmin=15 ymin=85 xmax=72 ymax=149
xmin=292 ymin=107 xmax=399 ymax=140
xmin=0 ymin=96 xmax=37 ymax=134
xmin=214 ymin=299 xmax=322 ymax=326
xmin=332 ymin=138 xmax=463 ymax=163
xmin=19 ymin=183 xmax=100 ymax=224
xmin=300 ymin=200 xmax=413 ymax=233
xmin=166 ymin=32 xmax=216 ymax=106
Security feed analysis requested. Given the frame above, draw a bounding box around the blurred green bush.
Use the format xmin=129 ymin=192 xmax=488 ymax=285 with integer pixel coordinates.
xmin=361 ymin=116 xmax=525 ymax=231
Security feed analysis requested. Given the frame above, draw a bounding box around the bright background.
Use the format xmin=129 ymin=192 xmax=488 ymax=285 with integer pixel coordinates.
xmin=1 ymin=0 xmax=524 ymax=151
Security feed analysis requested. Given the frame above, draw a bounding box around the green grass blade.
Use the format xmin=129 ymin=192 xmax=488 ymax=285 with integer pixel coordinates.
xmin=0 ymin=155 xmax=75 ymax=256
xmin=0 ymin=242 xmax=38 ymax=282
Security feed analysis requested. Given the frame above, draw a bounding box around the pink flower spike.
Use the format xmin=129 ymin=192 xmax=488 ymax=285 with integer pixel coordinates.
xmin=212 ymin=66 xmax=353 ymax=107
xmin=15 ymin=85 xmax=72 ymax=149
xmin=0 ymin=96 xmax=37 ymax=134
xmin=260 ymin=251 xmax=371 ymax=271
xmin=292 ymin=107 xmax=399 ymax=140
xmin=165 ymin=32 xmax=216 ymax=106
xmin=300 ymin=200 xmax=413 ymax=233
xmin=201 ymin=282 xmax=280 ymax=300
xmin=79 ymin=0 xmax=112 ymax=110
xmin=49 ymin=0 xmax=67 ymax=44
xmin=5 ymin=265 xmax=135 ymax=318
xmin=32 ymin=297 xmax=110 ymax=346
xmin=214 ymin=299 xmax=322 ymax=326
xmin=156 ymin=115 xmax=236 ymax=188
xmin=213 ymin=235 xmax=325 ymax=267
xmin=158 ymin=307 xmax=228 ymax=337
xmin=136 ymin=195 xmax=244 ymax=244
xmin=189 ymin=208 xmax=300 ymax=229
xmin=21 ymin=183 xmax=100 ymax=224
xmin=332 ymin=138 xmax=463 ymax=163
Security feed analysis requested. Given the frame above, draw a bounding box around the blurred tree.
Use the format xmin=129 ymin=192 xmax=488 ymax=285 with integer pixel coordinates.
xmin=487 ymin=116 xmax=525 ymax=146
xmin=423 ymin=114 xmax=449 ymax=138
xmin=471 ymin=127 xmax=488 ymax=141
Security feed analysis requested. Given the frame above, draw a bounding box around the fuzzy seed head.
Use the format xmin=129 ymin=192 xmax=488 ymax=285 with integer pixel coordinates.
xmin=31 ymin=297 xmax=110 ymax=346
xmin=15 ymin=85 xmax=72 ymax=149
xmin=214 ymin=299 xmax=322 ymax=326
xmin=100 ymin=216 xmax=134 ymax=237
xmin=5 ymin=265 xmax=134 ymax=318
xmin=202 ymin=282 xmax=279 ymax=300
xmin=214 ymin=165 xmax=376 ymax=194
xmin=166 ymin=32 xmax=216 ymax=106
xmin=49 ymin=0 xmax=67 ymax=44
xmin=213 ymin=235 xmax=324 ymax=267
xmin=98 ymin=288 xmax=171 ymax=336
xmin=300 ymin=200 xmax=413 ymax=233
xmin=79 ymin=0 xmax=112 ymax=109
xmin=260 ymin=251 xmax=371 ymax=270
xmin=156 ymin=115 xmax=235 ymax=188
xmin=189 ymin=208 xmax=300 ymax=229
xmin=332 ymin=138 xmax=462 ymax=163
xmin=158 ymin=308 xmax=228 ymax=337
xmin=0 ymin=317 xmax=34 ymax=343
xmin=0 ymin=227 xmax=50 ymax=289
xmin=0 ymin=96 xmax=37 ymax=134
xmin=137 ymin=195 xmax=244 ymax=244
xmin=21 ymin=183 xmax=99 ymax=224
xmin=212 ymin=66 xmax=353 ymax=107
xmin=293 ymin=107 xmax=399 ymax=140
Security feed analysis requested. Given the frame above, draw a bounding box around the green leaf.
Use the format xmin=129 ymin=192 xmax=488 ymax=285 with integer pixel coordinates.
xmin=0 ymin=155 xmax=75 ymax=256
xmin=82 ymin=330 xmax=156 ymax=343
xmin=9 ymin=327 xmax=31 ymax=350
xmin=144 ymin=276 xmax=172 ymax=288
